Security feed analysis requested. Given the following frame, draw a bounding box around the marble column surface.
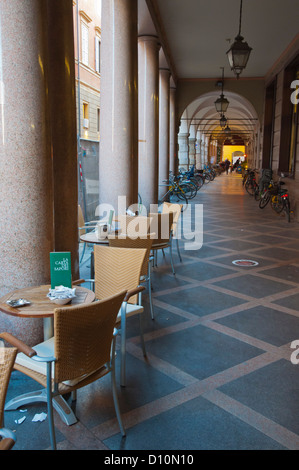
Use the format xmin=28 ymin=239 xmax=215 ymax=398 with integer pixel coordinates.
xmin=169 ymin=86 xmax=176 ymax=174
xmin=178 ymin=132 xmax=190 ymax=169
xmin=138 ymin=35 xmax=160 ymax=211
xmin=99 ymin=0 xmax=138 ymax=212
xmin=158 ymin=68 xmax=170 ymax=199
xmin=0 ymin=1 xmax=53 ymax=344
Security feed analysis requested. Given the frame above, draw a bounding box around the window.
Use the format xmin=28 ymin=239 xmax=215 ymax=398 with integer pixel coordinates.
xmin=83 ymin=102 xmax=89 ymax=128
xmin=81 ymin=22 xmax=89 ymax=66
xmin=95 ymin=36 xmax=101 ymax=73
xmin=278 ymin=54 xmax=299 ymax=176
xmin=262 ymin=78 xmax=276 ymax=169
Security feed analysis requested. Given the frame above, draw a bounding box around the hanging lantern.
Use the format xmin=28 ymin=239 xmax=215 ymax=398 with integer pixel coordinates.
xmin=215 ymin=67 xmax=229 ymax=113
xmin=226 ymin=0 xmax=252 ymax=79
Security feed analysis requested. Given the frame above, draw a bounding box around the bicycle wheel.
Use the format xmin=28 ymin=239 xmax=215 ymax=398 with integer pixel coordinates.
xmin=284 ymin=198 xmax=291 ymax=222
xmin=169 ymin=191 xmax=188 ymax=211
xmin=254 ymin=189 xmax=261 ymax=201
xmin=259 ymin=191 xmax=271 ymax=208
xmin=178 ymin=182 xmax=196 ymax=200
xmin=204 ymin=173 xmax=211 ymax=183
xmin=190 ymin=176 xmax=202 ymax=190
xmin=245 ymin=179 xmax=256 ymax=196
xmin=194 ymin=175 xmax=204 ymax=189
xmin=185 ymin=181 xmax=198 ymax=199
xmin=271 ymin=195 xmax=284 ymax=214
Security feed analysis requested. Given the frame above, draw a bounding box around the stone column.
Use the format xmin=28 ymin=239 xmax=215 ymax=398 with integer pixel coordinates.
xmin=158 ymin=68 xmax=170 ymax=199
xmin=0 ymin=0 xmax=78 ymax=345
xmin=188 ymin=138 xmax=196 ymax=167
xmin=203 ymin=137 xmax=208 ymax=165
xmin=138 ymin=35 xmax=160 ymax=211
xmin=47 ymin=0 xmax=79 ymax=277
xmin=196 ymin=131 xmax=202 ymax=169
xmin=169 ymin=86 xmax=176 ymax=174
xmin=99 ymin=0 xmax=138 ymax=212
xmin=178 ymin=132 xmax=189 ymax=170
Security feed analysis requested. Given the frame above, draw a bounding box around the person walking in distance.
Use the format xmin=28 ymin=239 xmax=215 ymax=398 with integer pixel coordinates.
xmin=224 ymin=159 xmax=230 ymax=175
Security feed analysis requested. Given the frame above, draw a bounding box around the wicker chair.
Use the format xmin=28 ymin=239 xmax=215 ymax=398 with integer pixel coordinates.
xmin=0 ymin=345 xmax=17 ymax=450
xmin=149 ymin=212 xmax=175 ymax=275
xmin=108 ymin=233 xmax=155 ymax=320
xmin=93 ymin=245 xmax=147 ymax=387
xmin=161 ymin=202 xmax=183 ymax=262
xmin=0 ymin=291 xmax=127 ymax=450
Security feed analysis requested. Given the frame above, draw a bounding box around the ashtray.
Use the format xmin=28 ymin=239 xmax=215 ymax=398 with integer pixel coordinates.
xmin=6 ymin=298 xmax=31 ymax=308
xmin=50 ymin=297 xmax=73 ymax=305
xmin=47 ymin=286 xmax=76 ymax=305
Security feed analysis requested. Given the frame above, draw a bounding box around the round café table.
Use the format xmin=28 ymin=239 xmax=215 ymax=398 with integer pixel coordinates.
xmin=0 ymin=284 xmax=95 ymax=427
xmin=0 ymin=284 xmax=95 ymax=340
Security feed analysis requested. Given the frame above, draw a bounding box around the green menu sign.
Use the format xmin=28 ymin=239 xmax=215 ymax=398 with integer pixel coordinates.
xmin=50 ymin=252 xmax=72 ymax=288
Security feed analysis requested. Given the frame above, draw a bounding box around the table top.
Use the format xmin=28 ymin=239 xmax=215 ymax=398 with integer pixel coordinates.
xmin=80 ymin=231 xmax=109 ymax=244
xmin=0 ymin=285 xmax=95 ymax=319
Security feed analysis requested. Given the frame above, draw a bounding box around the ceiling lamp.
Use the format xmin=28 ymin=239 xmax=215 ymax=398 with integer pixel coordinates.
xmin=220 ymin=114 xmax=227 ymax=129
xmin=226 ymin=0 xmax=252 ymax=79
xmin=215 ymin=67 xmax=229 ymax=113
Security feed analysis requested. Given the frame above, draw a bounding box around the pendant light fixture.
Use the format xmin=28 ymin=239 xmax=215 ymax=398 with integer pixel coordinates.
xmin=226 ymin=0 xmax=252 ymax=79
xmin=215 ymin=67 xmax=229 ymax=114
xmin=220 ymin=114 xmax=227 ymax=129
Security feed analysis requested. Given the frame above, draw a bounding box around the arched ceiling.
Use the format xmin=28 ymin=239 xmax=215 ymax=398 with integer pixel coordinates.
xmin=138 ymin=0 xmax=298 ymax=147
xmin=139 ymin=0 xmax=299 ymax=82
xmin=179 ymin=91 xmax=259 ymax=146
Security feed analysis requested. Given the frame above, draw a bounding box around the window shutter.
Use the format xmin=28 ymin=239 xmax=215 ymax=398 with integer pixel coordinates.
xmin=81 ymin=23 xmax=89 ymax=66
xmin=95 ymin=37 xmax=100 ymax=72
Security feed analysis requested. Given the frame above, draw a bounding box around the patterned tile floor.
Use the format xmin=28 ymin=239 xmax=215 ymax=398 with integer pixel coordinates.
xmin=5 ymin=172 xmax=299 ymax=451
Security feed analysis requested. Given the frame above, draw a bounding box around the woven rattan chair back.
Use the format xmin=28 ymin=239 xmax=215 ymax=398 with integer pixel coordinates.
xmin=54 ymin=291 xmax=125 ymax=384
xmin=0 ymin=346 xmax=17 ymax=427
xmin=161 ymin=202 xmax=182 ymax=234
xmin=108 ymin=233 xmax=154 ymax=277
xmin=94 ymin=245 xmax=147 ymax=304
xmin=118 ymin=215 xmax=152 ymax=238
xmin=148 ymin=212 xmax=174 ymax=245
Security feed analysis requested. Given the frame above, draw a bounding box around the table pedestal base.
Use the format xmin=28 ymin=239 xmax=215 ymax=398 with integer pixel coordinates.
xmin=5 ymin=389 xmax=77 ymax=426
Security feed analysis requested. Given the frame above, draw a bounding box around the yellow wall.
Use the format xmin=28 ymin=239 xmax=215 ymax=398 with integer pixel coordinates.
xmin=222 ymin=146 xmax=245 ymax=162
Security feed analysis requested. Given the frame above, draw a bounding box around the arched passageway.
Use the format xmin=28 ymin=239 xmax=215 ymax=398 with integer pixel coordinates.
xmin=178 ymin=90 xmax=260 ymax=171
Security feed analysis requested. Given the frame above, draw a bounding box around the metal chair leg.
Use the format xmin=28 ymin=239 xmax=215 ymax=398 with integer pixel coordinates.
xmin=120 ymin=303 xmax=127 ymax=387
xmin=111 ymin=336 xmax=126 ymax=436
xmin=170 ymin=238 xmax=175 ymax=275
xmin=176 ymin=237 xmax=182 ymax=262
xmin=148 ymin=263 xmax=154 ymax=320
xmin=46 ymin=363 xmax=56 ymax=451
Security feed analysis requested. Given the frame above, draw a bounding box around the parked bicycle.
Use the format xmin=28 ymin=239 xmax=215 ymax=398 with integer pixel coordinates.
xmin=159 ymin=175 xmax=191 ymax=211
xmin=244 ymin=170 xmax=292 ymax=223
xmin=255 ymin=169 xmax=273 ymax=201
xmin=244 ymin=169 xmax=259 ymax=196
xmin=270 ymin=179 xmax=291 ymax=223
xmin=258 ymin=179 xmax=275 ymax=208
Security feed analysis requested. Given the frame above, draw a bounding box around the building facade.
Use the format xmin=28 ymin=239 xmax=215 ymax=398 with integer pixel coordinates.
xmin=73 ymin=0 xmax=101 ymax=220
